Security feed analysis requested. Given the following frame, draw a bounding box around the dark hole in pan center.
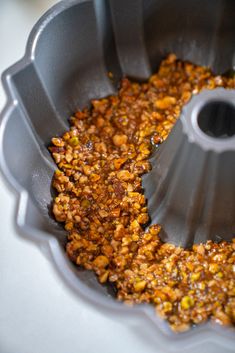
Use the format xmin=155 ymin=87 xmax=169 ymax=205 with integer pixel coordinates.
xmin=197 ymin=101 xmax=235 ymax=138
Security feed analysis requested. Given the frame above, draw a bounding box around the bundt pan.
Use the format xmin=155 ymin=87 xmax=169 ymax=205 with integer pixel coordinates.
xmin=0 ymin=0 xmax=235 ymax=351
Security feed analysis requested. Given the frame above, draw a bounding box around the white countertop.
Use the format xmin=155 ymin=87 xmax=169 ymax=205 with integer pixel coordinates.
xmin=0 ymin=2 xmax=157 ymax=353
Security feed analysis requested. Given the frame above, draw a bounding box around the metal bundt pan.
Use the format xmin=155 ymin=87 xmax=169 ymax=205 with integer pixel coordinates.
xmin=0 ymin=0 xmax=234 ymax=351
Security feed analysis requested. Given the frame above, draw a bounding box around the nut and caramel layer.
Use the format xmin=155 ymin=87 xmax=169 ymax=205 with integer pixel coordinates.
xmin=49 ymin=54 xmax=235 ymax=332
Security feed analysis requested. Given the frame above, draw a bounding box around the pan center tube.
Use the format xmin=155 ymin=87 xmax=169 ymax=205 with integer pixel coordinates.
xmin=143 ymin=88 xmax=235 ymax=247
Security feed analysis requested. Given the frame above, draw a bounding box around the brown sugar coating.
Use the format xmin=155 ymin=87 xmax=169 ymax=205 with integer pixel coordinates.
xmin=49 ymin=54 xmax=235 ymax=332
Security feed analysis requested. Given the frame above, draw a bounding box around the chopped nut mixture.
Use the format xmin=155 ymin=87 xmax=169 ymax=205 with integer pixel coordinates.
xmin=49 ymin=54 xmax=235 ymax=332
